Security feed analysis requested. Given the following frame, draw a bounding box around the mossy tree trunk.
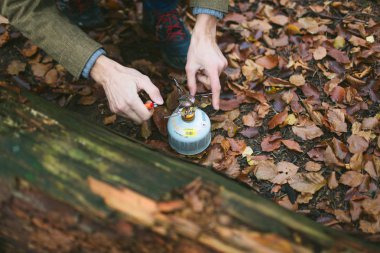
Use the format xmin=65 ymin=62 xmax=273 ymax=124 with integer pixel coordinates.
xmin=0 ymin=88 xmax=378 ymax=253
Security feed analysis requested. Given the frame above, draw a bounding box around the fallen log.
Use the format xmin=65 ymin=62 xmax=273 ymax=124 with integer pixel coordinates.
xmin=0 ymin=87 xmax=378 ymax=253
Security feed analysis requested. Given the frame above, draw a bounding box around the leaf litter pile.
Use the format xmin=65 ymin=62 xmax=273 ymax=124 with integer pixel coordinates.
xmin=0 ymin=0 xmax=379 ymax=241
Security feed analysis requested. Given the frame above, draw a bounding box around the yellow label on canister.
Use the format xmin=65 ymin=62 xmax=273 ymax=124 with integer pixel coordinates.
xmin=183 ymin=128 xmax=197 ymax=137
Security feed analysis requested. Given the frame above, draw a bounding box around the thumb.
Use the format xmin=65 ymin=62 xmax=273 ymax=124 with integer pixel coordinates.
xmin=142 ymin=79 xmax=164 ymax=105
xmin=186 ymin=65 xmax=197 ymax=96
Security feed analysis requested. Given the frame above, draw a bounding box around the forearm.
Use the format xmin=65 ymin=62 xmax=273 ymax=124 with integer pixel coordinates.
xmin=0 ymin=0 xmax=101 ymax=79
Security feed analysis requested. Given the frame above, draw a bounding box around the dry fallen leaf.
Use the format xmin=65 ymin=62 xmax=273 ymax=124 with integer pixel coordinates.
xmin=255 ymin=55 xmax=279 ymax=69
xmin=103 ymin=114 xmax=117 ymax=125
xmin=339 ymin=171 xmax=364 ymax=188
xmin=289 ymin=74 xmax=305 ymax=87
xmin=305 ymin=161 xmax=322 ymax=172
xmin=328 ymin=171 xmax=339 ymax=189
xmin=327 ymin=109 xmax=347 ymax=133
xmin=141 ymin=120 xmax=152 ymax=140
xmin=268 ymin=109 xmax=288 ymax=129
xmin=240 ymin=127 xmax=259 ymax=138
xmin=153 ymin=107 xmax=170 ymax=136
xmin=347 ymin=134 xmax=369 ymax=154
xmin=261 ymin=132 xmax=282 ymax=152
xmin=324 ymin=145 xmax=345 ymax=167
xmin=281 ymin=139 xmax=302 ymax=152
xmin=254 ymin=160 xmax=277 ymax=181
xmin=313 ymin=46 xmax=327 ymax=60
xmin=78 ymin=95 xmax=97 ymax=105
xmin=288 ymin=172 xmax=326 ymax=194
xmin=6 ymin=60 xmax=26 ymax=75
xmin=271 ymin=161 xmax=299 ymax=184
xmin=292 ymin=125 xmax=323 ymax=140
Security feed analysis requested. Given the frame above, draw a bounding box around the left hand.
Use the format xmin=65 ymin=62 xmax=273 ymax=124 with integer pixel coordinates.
xmin=186 ymin=14 xmax=227 ymax=110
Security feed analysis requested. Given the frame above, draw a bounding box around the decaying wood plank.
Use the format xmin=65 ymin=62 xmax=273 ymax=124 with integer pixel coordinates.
xmin=0 ymin=88 xmax=379 ymax=253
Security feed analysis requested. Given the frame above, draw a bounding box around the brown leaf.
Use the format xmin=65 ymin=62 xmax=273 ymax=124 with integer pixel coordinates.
xmin=327 ymin=48 xmax=350 ymax=64
xmin=224 ymin=121 xmax=239 ymax=138
xmin=359 ymin=220 xmax=380 ymax=234
xmin=292 ymin=125 xmax=323 ymax=140
xmin=202 ymin=144 xmax=224 ymax=167
xmin=349 ymin=152 xmax=363 ymax=170
xmin=271 ymin=161 xmax=299 ymax=184
xmin=256 ymin=103 xmax=270 ymax=118
xmin=153 ymin=107 xmax=170 ymax=136
xmin=244 ymin=90 xmax=267 ymax=104
xmin=364 ymin=160 xmax=378 ymax=180
xmin=261 ymin=132 xmax=282 ymax=152
xmin=44 ymin=68 xmax=58 ymax=85
xmin=298 ymin=17 xmax=319 ymax=34
xmin=242 ymin=59 xmax=264 ymax=82
xmin=347 ymin=134 xmax=369 ymax=154
xmin=305 ymin=161 xmax=322 ymax=172
xmin=289 ymin=74 xmax=305 ymax=87
xmin=324 ymin=145 xmax=345 ymax=167
xmin=31 ymin=63 xmax=52 ymax=78
xmin=330 ymin=86 xmax=345 ymax=103
xmin=332 ymin=137 xmax=348 ymax=160
xmin=165 ymin=89 xmax=179 ymax=111
xmin=254 ymin=160 xmax=277 ymax=181
xmin=22 ymin=41 xmax=38 ymax=57
xmin=255 ymin=55 xmax=279 ymax=69
xmin=78 ymin=95 xmax=97 ymax=105
xmin=6 ymin=60 xmax=26 ymax=75
xmin=349 ymin=35 xmax=368 ymax=47
xmin=240 ymin=127 xmax=259 ymax=138
xmin=219 ymin=95 xmax=245 ymax=111
xmin=288 ymin=172 xmax=326 ymax=194
xmin=339 ymin=171 xmax=364 ymax=187
xmin=140 ymin=120 xmax=152 ymax=140
xmin=224 ymin=13 xmax=247 ymax=23
xmin=268 ymin=110 xmax=288 ymax=129
xmin=269 ymin=15 xmax=289 ymax=26
xmin=103 ymin=114 xmax=117 ymax=125
xmin=313 ymin=46 xmax=327 ymax=60
xmin=334 ymin=209 xmax=351 ymax=223
xmin=227 ymin=138 xmax=246 ymax=154
xmin=281 ymin=139 xmax=302 ymax=152
xmin=277 ymin=195 xmax=298 ymax=211
xmin=362 ymin=117 xmax=378 ymax=130
xmin=327 ymin=109 xmax=347 ymax=133
xmin=224 ymin=67 xmax=241 ymax=81
xmin=0 ymin=29 xmax=9 ymax=47
xmin=328 ymin=171 xmax=339 ymax=189
xmin=242 ymin=111 xmax=257 ymax=127
xmin=214 ymin=156 xmax=241 ymax=179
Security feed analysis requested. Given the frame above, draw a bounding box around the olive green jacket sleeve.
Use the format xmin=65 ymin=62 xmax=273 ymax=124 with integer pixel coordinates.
xmin=190 ymin=0 xmax=229 ymax=13
xmin=0 ymin=0 xmax=102 ymax=79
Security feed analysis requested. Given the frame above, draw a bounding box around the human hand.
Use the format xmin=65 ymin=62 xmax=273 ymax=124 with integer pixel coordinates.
xmin=186 ymin=14 xmax=227 ymax=110
xmin=90 ymin=55 xmax=163 ymax=124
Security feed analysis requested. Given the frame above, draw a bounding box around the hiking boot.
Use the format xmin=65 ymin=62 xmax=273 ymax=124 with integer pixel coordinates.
xmin=56 ymin=0 xmax=105 ymax=28
xmin=143 ymin=8 xmax=190 ymax=69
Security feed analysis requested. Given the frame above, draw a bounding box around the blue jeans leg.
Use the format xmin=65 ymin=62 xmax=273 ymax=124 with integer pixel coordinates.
xmin=143 ymin=0 xmax=179 ymax=12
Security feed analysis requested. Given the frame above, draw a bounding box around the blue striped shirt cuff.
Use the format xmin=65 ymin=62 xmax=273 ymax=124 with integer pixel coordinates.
xmin=193 ymin=7 xmax=224 ymax=20
xmin=82 ymin=48 xmax=106 ymax=79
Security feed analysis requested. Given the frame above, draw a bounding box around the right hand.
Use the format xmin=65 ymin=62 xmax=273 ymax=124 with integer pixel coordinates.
xmin=90 ymin=55 xmax=163 ymax=124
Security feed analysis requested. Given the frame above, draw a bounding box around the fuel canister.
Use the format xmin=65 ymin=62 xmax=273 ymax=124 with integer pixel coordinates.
xmin=167 ymin=106 xmax=211 ymax=156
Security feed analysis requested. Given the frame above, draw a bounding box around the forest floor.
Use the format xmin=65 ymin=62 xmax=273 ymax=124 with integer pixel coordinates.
xmin=0 ymin=0 xmax=379 ymax=251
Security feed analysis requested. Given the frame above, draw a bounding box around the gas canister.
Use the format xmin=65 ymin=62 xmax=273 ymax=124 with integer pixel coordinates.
xmin=167 ymin=106 xmax=211 ymax=155
xmin=166 ymin=79 xmax=212 ymax=155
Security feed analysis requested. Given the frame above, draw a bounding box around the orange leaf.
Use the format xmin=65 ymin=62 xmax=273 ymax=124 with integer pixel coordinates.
xmin=281 ymin=139 xmax=302 ymax=152
xmin=268 ymin=110 xmax=288 ymax=129
xmin=256 ymin=55 xmax=279 ymax=69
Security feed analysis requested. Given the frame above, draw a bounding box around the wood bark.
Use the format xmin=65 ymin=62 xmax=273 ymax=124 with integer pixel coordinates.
xmin=0 ymin=88 xmax=378 ymax=253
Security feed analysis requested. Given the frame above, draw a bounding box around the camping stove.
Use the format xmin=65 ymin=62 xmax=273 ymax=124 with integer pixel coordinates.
xmin=167 ymin=80 xmax=211 ymax=155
